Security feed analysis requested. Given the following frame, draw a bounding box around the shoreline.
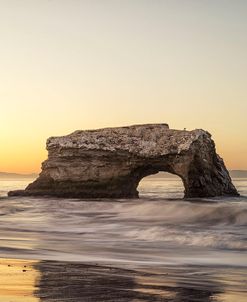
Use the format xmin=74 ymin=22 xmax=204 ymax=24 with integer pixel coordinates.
xmin=0 ymin=258 xmax=247 ymax=301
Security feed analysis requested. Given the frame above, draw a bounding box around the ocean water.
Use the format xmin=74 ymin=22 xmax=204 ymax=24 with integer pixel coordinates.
xmin=0 ymin=176 xmax=246 ymax=268
xmin=0 ymin=176 xmax=247 ymax=301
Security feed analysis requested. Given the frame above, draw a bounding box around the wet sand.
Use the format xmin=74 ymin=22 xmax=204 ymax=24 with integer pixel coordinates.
xmin=0 ymin=258 xmax=246 ymax=302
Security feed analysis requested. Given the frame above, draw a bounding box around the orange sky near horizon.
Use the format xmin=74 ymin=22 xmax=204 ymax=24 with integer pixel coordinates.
xmin=0 ymin=0 xmax=247 ymax=173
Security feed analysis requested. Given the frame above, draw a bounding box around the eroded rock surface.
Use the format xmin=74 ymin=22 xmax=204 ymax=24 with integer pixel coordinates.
xmin=9 ymin=124 xmax=239 ymax=198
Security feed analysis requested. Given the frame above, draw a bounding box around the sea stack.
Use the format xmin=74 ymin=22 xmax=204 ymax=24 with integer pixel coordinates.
xmin=8 ymin=124 xmax=239 ymax=198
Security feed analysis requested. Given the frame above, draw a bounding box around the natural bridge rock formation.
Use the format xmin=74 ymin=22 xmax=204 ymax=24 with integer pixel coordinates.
xmin=9 ymin=124 xmax=238 ymax=198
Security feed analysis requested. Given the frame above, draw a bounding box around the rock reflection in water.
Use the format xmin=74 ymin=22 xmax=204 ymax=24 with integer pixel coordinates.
xmin=34 ymin=261 xmax=224 ymax=302
xmin=1 ymin=258 xmax=246 ymax=302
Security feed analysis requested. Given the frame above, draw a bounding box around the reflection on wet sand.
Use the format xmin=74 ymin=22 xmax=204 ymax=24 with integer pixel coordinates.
xmin=33 ymin=261 xmax=245 ymax=302
xmin=0 ymin=259 xmax=39 ymax=302
xmin=0 ymin=258 xmax=246 ymax=302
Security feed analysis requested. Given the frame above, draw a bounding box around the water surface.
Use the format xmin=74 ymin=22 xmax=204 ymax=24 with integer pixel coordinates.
xmin=0 ymin=176 xmax=246 ymax=301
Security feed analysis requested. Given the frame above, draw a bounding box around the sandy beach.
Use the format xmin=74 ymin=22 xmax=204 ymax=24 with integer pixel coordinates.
xmin=0 ymin=258 xmax=246 ymax=302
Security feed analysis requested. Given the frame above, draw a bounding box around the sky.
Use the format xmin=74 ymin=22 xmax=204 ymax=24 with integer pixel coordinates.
xmin=0 ymin=0 xmax=246 ymax=173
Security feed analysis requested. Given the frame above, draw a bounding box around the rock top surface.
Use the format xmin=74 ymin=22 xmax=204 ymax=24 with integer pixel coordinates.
xmin=47 ymin=124 xmax=206 ymax=157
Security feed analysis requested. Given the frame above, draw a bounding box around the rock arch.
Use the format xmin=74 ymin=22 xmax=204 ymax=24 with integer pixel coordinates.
xmin=9 ymin=124 xmax=239 ymax=198
xmin=128 ymin=168 xmax=185 ymax=198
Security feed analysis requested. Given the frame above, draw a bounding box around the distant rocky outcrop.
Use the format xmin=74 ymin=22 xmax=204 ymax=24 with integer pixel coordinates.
xmin=229 ymin=170 xmax=247 ymax=178
xmin=0 ymin=172 xmax=37 ymax=179
xmin=8 ymin=124 xmax=239 ymax=198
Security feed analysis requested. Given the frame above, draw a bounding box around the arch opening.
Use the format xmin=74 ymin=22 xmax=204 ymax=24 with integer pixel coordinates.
xmin=137 ymin=172 xmax=185 ymax=199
